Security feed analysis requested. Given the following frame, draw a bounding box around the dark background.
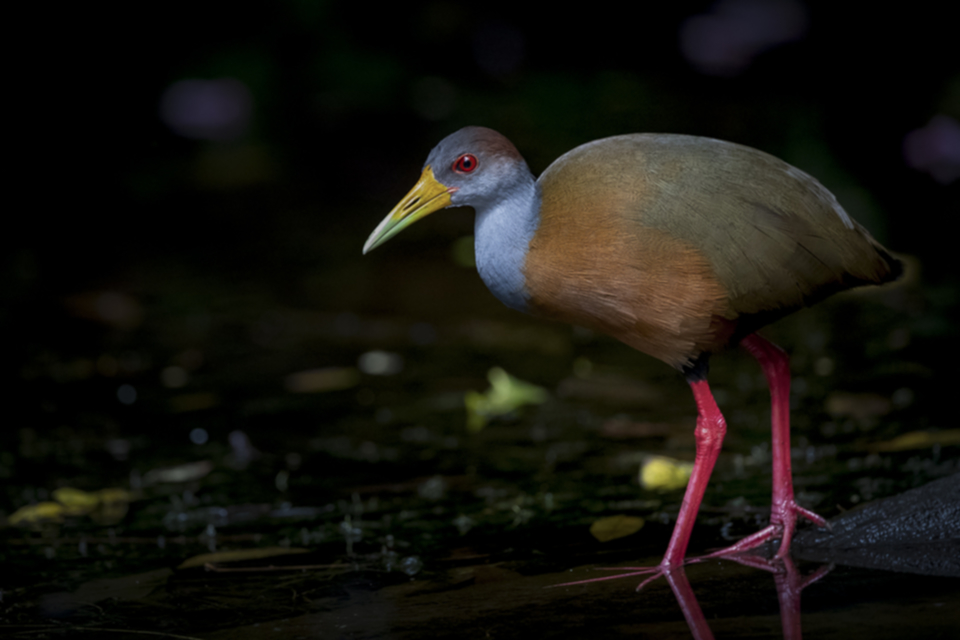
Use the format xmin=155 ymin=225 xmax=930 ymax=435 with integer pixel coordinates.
xmin=10 ymin=0 xmax=957 ymax=298
xmin=2 ymin=2 xmax=959 ymax=635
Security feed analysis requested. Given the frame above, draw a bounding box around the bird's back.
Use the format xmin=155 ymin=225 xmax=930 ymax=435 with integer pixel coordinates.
xmin=523 ymin=134 xmax=900 ymax=369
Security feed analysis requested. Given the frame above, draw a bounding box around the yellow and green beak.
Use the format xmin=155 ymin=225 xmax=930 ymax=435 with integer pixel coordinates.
xmin=363 ymin=166 xmax=456 ymax=254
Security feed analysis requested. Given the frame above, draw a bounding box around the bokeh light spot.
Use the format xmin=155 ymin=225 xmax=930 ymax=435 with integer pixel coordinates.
xmin=161 ymin=366 xmax=189 ymax=389
xmin=117 ymin=384 xmax=137 ymax=405
xmin=160 ymin=78 xmax=253 ymax=141
xmin=903 ymin=115 xmax=960 ymax=184
xmin=358 ymin=350 xmax=404 ymax=376
xmin=680 ymin=0 xmax=808 ymax=76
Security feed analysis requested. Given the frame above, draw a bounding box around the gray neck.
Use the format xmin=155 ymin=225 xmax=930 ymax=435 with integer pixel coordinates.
xmin=473 ymin=179 xmax=542 ymax=313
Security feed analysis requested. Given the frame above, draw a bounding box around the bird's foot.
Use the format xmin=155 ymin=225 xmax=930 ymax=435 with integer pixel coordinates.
xmin=550 ymin=561 xmax=685 ymax=591
xmin=550 ymin=503 xmax=829 ymax=591
xmin=553 ymin=539 xmax=747 ymax=591
xmin=704 ymin=500 xmax=830 ymax=560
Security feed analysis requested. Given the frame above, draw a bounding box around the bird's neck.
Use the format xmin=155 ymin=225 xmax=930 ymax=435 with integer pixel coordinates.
xmin=473 ymin=176 xmax=541 ymax=313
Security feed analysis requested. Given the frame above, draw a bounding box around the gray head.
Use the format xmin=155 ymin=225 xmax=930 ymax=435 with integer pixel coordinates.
xmin=363 ymin=126 xmax=534 ymax=253
xmin=424 ymin=126 xmax=531 ymax=210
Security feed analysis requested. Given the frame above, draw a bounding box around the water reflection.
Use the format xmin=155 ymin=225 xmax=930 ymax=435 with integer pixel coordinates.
xmin=555 ymin=550 xmax=832 ymax=640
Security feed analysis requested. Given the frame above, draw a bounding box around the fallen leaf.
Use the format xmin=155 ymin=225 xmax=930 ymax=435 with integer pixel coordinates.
xmin=9 ymin=502 xmax=65 ymax=525
xmin=9 ymin=487 xmax=135 ymax=527
xmin=867 ymin=429 xmax=960 ymax=452
xmin=465 ymin=367 xmax=548 ymax=432
xmin=590 ymin=515 xmax=645 ymax=542
xmin=143 ymin=460 xmax=214 ymax=485
xmin=52 ymin=487 xmax=101 ymax=515
xmin=178 ymin=546 xmax=310 ymax=569
xmin=97 ymin=487 xmax=134 ymax=503
xmin=640 ymin=456 xmax=694 ymax=492
xmin=825 ymin=392 xmax=893 ymax=419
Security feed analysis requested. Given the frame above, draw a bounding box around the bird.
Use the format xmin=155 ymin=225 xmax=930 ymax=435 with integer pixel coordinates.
xmin=363 ymin=126 xmax=901 ymax=583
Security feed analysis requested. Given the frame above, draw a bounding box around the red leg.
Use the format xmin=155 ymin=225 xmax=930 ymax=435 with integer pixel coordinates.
xmin=661 ymin=378 xmax=727 ymax=566
xmin=554 ymin=378 xmax=727 ymax=589
xmin=553 ymin=336 xmax=827 ymax=590
xmin=734 ymin=333 xmax=828 ymax=557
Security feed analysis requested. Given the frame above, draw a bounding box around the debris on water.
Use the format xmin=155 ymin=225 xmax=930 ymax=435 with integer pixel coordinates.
xmin=464 ymin=367 xmax=549 ymax=432
xmin=639 ymin=456 xmax=694 ymax=492
xmin=177 ymin=547 xmax=310 ymax=570
xmin=143 ymin=460 xmax=214 ymax=485
xmin=453 ymin=514 xmax=475 ymax=535
xmin=589 ymin=515 xmax=645 ymax=542
xmin=868 ymin=429 xmax=960 ymax=452
xmin=8 ymin=501 xmax=64 ymax=526
xmin=399 ymin=555 xmax=423 ymax=576
xmin=418 ymin=476 xmax=447 ymax=500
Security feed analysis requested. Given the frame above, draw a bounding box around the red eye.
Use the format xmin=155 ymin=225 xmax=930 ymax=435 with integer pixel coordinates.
xmin=452 ymin=153 xmax=478 ymax=173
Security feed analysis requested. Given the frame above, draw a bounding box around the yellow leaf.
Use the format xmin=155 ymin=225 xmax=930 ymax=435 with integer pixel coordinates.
xmin=143 ymin=460 xmax=213 ymax=484
xmin=464 ymin=367 xmax=548 ymax=432
xmin=9 ymin=502 xmax=65 ymax=525
xmin=590 ymin=515 xmax=645 ymax=542
xmin=9 ymin=488 xmax=135 ymax=526
xmin=177 ymin=546 xmax=309 ymax=569
xmin=867 ymin=429 xmax=960 ymax=452
xmin=97 ymin=488 xmax=134 ymax=503
xmin=640 ymin=456 xmax=694 ymax=492
xmin=53 ymin=487 xmax=101 ymax=515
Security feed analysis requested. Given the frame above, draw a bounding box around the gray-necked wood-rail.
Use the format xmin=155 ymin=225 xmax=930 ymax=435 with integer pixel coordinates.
xmin=364 ymin=126 xmax=901 ymax=583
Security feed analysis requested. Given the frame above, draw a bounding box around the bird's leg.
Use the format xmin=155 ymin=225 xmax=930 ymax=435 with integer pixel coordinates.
xmin=552 ymin=376 xmax=728 ymax=590
xmin=555 ymin=341 xmax=828 ymax=589
xmin=731 ymin=333 xmax=828 ymax=557
xmin=661 ymin=378 xmax=727 ymax=566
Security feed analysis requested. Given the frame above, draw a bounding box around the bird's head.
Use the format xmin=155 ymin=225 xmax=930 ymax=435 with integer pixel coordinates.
xmin=363 ymin=126 xmax=530 ymax=254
